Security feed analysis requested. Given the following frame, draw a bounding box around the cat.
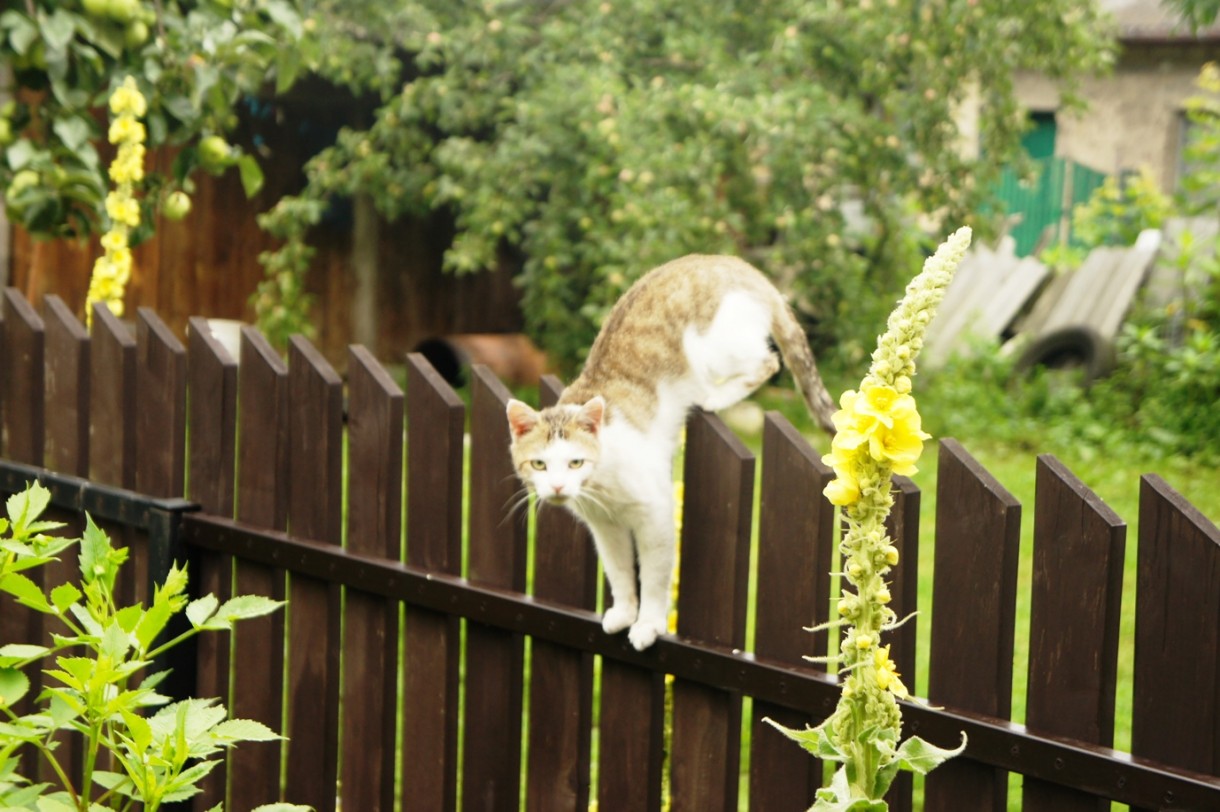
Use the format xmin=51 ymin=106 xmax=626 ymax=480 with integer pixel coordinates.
xmin=506 ymin=254 xmax=837 ymax=650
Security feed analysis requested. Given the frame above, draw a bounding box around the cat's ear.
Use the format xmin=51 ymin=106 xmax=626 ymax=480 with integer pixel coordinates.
xmin=577 ymin=396 xmax=606 ymax=435
xmin=506 ymin=399 xmax=539 ymax=439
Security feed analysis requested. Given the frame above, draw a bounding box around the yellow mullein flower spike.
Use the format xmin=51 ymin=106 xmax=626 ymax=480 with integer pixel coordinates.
xmin=771 ymin=228 xmax=970 ymax=807
xmin=87 ymin=76 xmax=147 ymax=326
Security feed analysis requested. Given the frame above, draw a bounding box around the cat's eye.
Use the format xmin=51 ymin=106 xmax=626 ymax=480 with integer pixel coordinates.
xmin=568 ymin=459 xmax=585 ymax=469
xmin=530 ymin=460 xmax=547 ymax=471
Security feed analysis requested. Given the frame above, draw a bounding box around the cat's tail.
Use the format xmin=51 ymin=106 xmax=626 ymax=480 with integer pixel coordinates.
xmin=770 ymin=300 xmax=838 ymax=435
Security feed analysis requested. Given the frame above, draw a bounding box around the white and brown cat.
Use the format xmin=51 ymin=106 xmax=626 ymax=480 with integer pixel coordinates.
xmin=506 ymin=254 xmax=836 ymax=650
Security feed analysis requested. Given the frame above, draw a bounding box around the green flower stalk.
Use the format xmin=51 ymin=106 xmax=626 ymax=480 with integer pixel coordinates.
xmin=770 ymin=226 xmax=972 ymax=811
xmin=85 ymin=76 xmax=146 ymax=326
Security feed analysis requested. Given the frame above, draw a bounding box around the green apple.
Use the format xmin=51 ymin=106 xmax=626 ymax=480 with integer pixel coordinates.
xmin=162 ymin=190 xmax=192 ymax=221
xmin=198 ymin=134 xmax=232 ymax=173
xmin=125 ymin=20 xmax=150 ymax=48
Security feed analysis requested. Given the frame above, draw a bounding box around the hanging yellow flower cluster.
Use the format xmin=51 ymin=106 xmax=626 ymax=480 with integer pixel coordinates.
xmin=86 ymin=77 xmax=147 ymax=325
xmin=769 ymin=226 xmax=972 ymax=810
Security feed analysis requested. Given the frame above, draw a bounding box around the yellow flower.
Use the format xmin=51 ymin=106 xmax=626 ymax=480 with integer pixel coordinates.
xmin=108 ymin=77 xmax=148 ymax=118
xmin=109 ymin=143 xmax=146 ymax=184
xmin=821 ymin=443 xmax=863 ymax=506
xmin=109 ymin=116 xmax=147 ymax=146
xmin=105 ymin=192 xmax=140 ymax=228
xmin=874 ymin=645 xmax=909 ymax=699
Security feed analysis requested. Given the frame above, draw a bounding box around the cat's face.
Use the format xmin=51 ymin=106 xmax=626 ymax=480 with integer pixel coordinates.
xmin=506 ymin=397 xmax=604 ymax=505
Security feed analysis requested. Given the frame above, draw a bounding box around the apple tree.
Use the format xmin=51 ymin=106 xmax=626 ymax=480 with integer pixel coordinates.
xmin=259 ymin=0 xmax=1115 ymax=370
xmin=0 ymin=0 xmax=302 ymax=243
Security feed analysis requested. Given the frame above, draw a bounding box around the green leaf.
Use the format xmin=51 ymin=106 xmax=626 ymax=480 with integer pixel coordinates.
xmin=7 ymin=482 xmax=51 ymax=532
xmin=215 ymin=595 xmax=283 ymax=623
xmin=237 ymin=154 xmax=265 ymax=198
xmin=211 ymin=718 xmax=281 ymax=743
xmin=0 ymin=667 xmax=30 ymax=707
xmin=101 ymin=621 xmax=132 ymax=660
xmin=52 ymin=116 xmax=92 ymax=153
xmin=38 ymin=8 xmax=76 ymax=52
xmin=763 ymin=716 xmax=846 ymax=762
xmin=136 ymin=598 xmax=174 ymax=652
xmin=50 ymin=582 xmax=82 ymax=613
xmin=186 ymin=594 xmax=219 ymax=628
xmin=0 ymin=643 xmax=50 ymax=663
xmin=892 ymin=732 xmax=968 ymax=776
xmin=0 ymin=573 xmax=52 ymax=613
xmin=120 ymin=709 xmax=153 ymax=754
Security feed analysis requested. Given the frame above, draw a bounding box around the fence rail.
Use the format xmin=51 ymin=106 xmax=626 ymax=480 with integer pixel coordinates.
xmin=1 ymin=288 xmax=1219 ymax=811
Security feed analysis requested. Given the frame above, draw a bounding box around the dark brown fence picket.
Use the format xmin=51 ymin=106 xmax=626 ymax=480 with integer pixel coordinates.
xmin=185 ymin=317 xmax=237 ymax=812
xmin=1023 ymin=454 xmax=1126 ymax=811
xmin=749 ymin=412 xmax=834 ymax=810
xmin=0 ymin=288 xmax=44 ymax=781
xmin=227 ymin=326 xmax=289 ymax=811
xmin=39 ymin=295 xmax=89 ymax=789
xmin=88 ymin=303 xmax=136 ymax=490
xmin=884 ymin=474 xmax=921 ymax=812
xmin=134 ymin=309 xmax=186 ymax=500
xmin=43 ymin=296 xmax=89 ymax=478
xmin=401 ymin=352 xmax=464 ymax=811
xmin=670 ymin=411 xmax=755 ymax=812
xmin=283 ymin=335 xmax=344 ymax=812
xmin=3 ymin=288 xmax=45 ymax=466
xmin=462 ymin=364 xmax=529 ymax=810
xmin=1131 ymin=474 xmax=1220 ymax=811
xmin=924 ymin=438 xmax=1022 ymax=812
xmin=340 ymin=345 xmax=403 ymax=812
xmin=525 ymin=376 xmax=597 ymax=812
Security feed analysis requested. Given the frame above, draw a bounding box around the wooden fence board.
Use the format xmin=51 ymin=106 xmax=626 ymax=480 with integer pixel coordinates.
xmin=2 ymin=288 xmax=44 ymax=466
xmin=185 ymin=317 xmax=237 ymax=812
xmin=88 ymin=303 xmax=141 ymax=612
xmin=670 ymin=411 xmax=755 ymax=812
xmin=39 ymin=295 xmax=89 ymax=789
xmin=340 ymin=345 xmax=403 ymax=812
xmin=884 ymin=475 xmax=921 ymax=812
xmin=401 ymin=352 xmax=464 ymax=811
xmin=0 ymin=288 xmax=44 ymax=781
xmin=283 ymin=336 xmax=344 ymax=812
xmin=1023 ymin=455 xmax=1125 ymax=812
xmin=525 ymin=376 xmax=597 ymax=812
xmin=750 ymin=413 xmax=834 ymax=810
xmin=597 ymin=663 xmax=666 ymax=811
xmin=1132 ymin=474 xmax=1220 ymax=806
xmin=924 ymin=438 xmax=1021 ymax=812
xmin=227 ymin=326 xmax=289 ymax=811
xmin=134 ymin=309 xmax=186 ymax=500
xmin=462 ymin=364 xmax=529 ymax=810
xmin=43 ymin=296 xmax=89 ymax=477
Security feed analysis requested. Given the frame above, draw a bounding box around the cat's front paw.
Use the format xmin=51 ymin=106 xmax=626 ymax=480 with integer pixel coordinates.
xmin=602 ymin=603 xmax=638 ymax=635
xmin=627 ymin=615 xmax=667 ymax=651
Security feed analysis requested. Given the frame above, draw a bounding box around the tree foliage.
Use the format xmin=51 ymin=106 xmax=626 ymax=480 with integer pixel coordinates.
xmin=0 ymin=0 xmax=302 ymax=243
xmin=263 ymin=0 xmax=1114 ymax=369
xmin=2 ymin=1 xmax=1114 ymax=368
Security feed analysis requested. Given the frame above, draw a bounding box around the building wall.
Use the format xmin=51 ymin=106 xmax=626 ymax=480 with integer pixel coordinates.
xmin=1013 ymin=42 xmax=1220 ymax=190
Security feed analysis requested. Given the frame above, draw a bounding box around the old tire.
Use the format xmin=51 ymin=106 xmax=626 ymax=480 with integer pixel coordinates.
xmin=1013 ymin=325 xmax=1116 ymax=384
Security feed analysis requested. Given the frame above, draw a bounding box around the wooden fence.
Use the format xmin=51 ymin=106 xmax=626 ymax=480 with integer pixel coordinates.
xmin=1 ymin=288 xmax=1219 ymax=811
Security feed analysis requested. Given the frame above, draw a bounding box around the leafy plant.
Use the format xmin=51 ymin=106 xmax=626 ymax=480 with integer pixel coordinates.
xmin=0 ymin=482 xmax=304 ymax=812
xmin=0 ymin=0 xmax=302 ymax=242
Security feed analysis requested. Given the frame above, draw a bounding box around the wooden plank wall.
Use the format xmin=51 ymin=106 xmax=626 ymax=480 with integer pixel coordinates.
xmin=1 ymin=288 xmax=1219 ymax=811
